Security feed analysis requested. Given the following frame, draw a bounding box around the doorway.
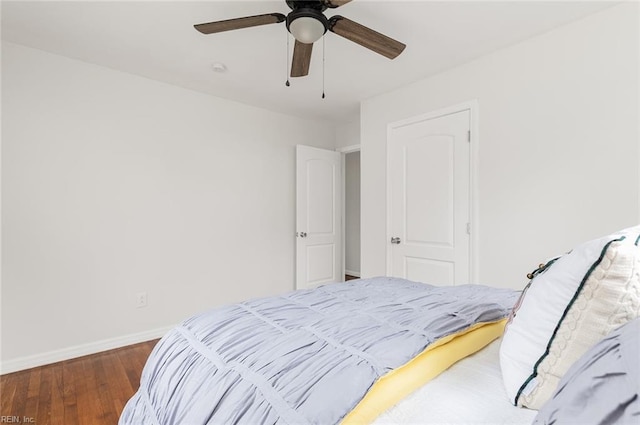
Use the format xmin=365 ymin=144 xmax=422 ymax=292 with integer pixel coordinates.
xmin=344 ymin=150 xmax=361 ymax=280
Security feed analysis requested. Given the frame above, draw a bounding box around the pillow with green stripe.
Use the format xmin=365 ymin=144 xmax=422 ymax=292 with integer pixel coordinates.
xmin=499 ymin=225 xmax=640 ymax=410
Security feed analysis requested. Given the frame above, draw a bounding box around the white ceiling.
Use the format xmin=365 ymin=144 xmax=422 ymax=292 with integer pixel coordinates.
xmin=1 ymin=0 xmax=614 ymax=124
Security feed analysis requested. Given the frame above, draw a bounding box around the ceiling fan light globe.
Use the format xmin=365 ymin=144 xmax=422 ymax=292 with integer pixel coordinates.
xmin=290 ymin=16 xmax=326 ymax=44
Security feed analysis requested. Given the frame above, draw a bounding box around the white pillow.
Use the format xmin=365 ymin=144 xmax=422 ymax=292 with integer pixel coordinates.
xmin=499 ymin=225 xmax=640 ymax=409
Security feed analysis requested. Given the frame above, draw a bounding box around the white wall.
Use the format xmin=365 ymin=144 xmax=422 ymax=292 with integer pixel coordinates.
xmin=361 ymin=4 xmax=639 ymax=288
xmin=345 ymin=152 xmax=361 ymax=276
xmin=1 ymin=42 xmax=335 ymax=371
xmin=335 ymin=119 xmax=360 ymax=150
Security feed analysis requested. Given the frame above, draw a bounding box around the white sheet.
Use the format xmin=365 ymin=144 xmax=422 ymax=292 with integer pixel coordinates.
xmin=373 ymin=338 xmax=538 ymax=425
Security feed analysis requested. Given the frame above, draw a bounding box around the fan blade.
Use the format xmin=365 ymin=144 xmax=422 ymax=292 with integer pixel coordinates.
xmin=323 ymin=0 xmax=353 ymax=8
xmin=291 ymin=40 xmax=313 ymax=77
xmin=328 ymin=16 xmax=405 ymax=59
xmin=194 ymin=13 xmax=286 ymax=34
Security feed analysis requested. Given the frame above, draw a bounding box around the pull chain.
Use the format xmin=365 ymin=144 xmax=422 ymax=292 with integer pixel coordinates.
xmin=285 ymin=32 xmax=290 ymax=87
xmin=321 ymin=36 xmax=326 ymax=99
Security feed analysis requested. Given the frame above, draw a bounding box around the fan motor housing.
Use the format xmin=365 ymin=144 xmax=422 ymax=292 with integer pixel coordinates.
xmin=286 ymin=1 xmax=328 ymax=12
xmin=286 ymin=7 xmax=329 ymax=35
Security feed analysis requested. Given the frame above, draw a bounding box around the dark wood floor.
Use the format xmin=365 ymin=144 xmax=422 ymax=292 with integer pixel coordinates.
xmin=0 ymin=339 xmax=158 ymax=425
xmin=345 ymin=274 xmax=359 ymax=281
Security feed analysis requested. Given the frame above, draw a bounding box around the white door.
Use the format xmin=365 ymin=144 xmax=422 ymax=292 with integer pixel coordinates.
xmin=387 ymin=110 xmax=471 ymax=285
xmin=296 ymin=145 xmax=342 ymax=290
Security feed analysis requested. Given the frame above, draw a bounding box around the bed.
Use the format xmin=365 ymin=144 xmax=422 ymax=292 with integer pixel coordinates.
xmin=119 ymin=277 xmax=520 ymax=424
xmin=120 ymin=224 xmax=640 ymax=425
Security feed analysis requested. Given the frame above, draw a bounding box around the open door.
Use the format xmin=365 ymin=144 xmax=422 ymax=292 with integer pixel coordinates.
xmin=296 ymin=145 xmax=342 ymax=290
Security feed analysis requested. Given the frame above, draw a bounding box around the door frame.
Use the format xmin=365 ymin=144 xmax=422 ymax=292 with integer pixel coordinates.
xmin=385 ymin=100 xmax=479 ymax=283
xmin=336 ymin=144 xmax=361 ymax=281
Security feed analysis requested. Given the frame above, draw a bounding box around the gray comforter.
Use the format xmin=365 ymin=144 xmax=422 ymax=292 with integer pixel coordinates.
xmin=534 ymin=318 xmax=640 ymax=425
xmin=120 ymin=277 xmax=518 ymax=425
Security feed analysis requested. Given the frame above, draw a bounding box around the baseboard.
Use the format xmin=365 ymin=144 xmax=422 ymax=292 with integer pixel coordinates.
xmin=345 ymin=270 xmax=361 ymax=278
xmin=0 ymin=325 xmax=174 ymax=375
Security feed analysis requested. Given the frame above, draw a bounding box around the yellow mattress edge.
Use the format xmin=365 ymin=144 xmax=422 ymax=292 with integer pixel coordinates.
xmin=340 ymin=318 xmax=508 ymax=425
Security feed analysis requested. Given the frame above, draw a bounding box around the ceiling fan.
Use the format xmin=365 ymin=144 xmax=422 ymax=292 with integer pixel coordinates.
xmin=194 ymin=0 xmax=406 ymax=78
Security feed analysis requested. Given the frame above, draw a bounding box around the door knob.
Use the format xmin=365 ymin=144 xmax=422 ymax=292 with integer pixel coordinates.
xmin=298 ymin=232 xmax=307 ymax=238
xmin=390 ymin=237 xmax=401 ymax=244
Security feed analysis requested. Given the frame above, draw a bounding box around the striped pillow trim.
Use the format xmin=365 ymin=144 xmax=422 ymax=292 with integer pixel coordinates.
xmin=513 ymin=236 xmax=626 ymax=406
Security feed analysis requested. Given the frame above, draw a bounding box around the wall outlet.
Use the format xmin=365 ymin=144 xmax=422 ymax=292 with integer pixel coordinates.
xmin=136 ymin=292 xmax=147 ymax=308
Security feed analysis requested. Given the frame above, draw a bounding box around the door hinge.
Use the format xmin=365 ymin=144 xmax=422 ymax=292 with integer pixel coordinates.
xmin=467 ymin=130 xmax=471 ymax=142
xmin=466 ymin=222 xmax=471 ymax=235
